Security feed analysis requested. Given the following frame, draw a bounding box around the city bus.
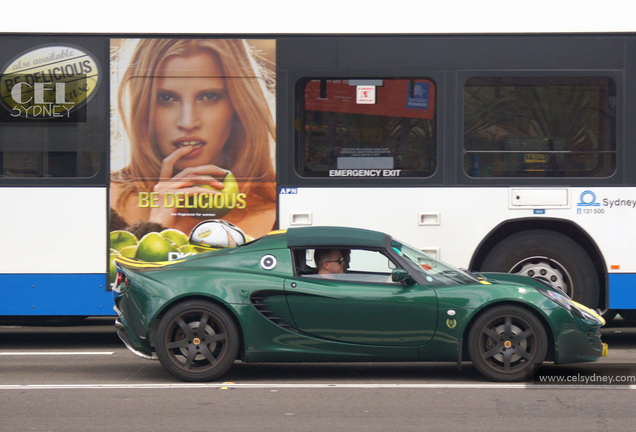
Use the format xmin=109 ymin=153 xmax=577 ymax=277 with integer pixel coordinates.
xmin=0 ymin=33 xmax=634 ymax=320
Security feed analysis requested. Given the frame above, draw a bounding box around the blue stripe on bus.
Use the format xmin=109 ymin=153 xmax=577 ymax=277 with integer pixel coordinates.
xmin=3 ymin=273 xmax=635 ymax=314
xmin=609 ymin=274 xmax=636 ymax=309
xmin=0 ymin=274 xmax=114 ymax=316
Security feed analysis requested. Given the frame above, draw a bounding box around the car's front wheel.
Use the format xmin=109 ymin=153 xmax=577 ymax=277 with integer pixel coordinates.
xmin=468 ymin=305 xmax=548 ymax=382
xmin=154 ymin=301 xmax=239 ymax=382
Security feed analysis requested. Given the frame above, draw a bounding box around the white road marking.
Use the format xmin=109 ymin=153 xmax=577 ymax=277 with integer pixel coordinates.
xmin=0 ymin=383 xmax=634 ymax=390
xmin=0 ymin=351 xmax=114 ymax=355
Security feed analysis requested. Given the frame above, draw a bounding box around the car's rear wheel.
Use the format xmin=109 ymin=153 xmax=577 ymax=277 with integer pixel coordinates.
xmin=468 ymin=305 xmax=548 ymax=382
xmin=154 ymin=301 xmax=239 ymax=382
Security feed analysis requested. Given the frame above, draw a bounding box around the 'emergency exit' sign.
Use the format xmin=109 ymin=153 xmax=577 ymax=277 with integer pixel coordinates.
xmin=356 ymin=86 xmax=376 ymax=104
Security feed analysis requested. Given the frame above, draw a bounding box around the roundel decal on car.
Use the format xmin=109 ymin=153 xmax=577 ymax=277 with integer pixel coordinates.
xmin=260 ymin=255 xmax=277 ymax=270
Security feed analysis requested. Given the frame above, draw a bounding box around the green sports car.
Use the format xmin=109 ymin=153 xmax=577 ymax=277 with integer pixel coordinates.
xmin=113 ymin=226 xmax=607 ymax=382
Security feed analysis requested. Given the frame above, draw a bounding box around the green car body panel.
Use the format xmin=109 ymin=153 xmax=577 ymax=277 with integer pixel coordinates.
xmin=113 ymin=226 xmax=606 ymax=380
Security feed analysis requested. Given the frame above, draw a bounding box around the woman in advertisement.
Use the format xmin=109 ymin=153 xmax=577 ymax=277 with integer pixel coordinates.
xmin=110 ymin=38 xmax=276 ymax=262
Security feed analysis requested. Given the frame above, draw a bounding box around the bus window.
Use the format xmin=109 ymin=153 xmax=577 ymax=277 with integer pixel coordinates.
xmin=0 ymin=151 xmax=99 ymax=178
xmin=297 ymin=78 xmax=437 ymax=178
xmin=0 ymin=124 xmax=100 ymax=178
xmin=463 ymin=76 xmax=616 ymax=178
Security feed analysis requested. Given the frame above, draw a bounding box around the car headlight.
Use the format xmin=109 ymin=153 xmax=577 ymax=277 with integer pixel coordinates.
xmin=536 ymin=287 xmax=605 ymax=325
xmin=571 ymin=300 xmax=606 ymax=325
xmin=538 ymin=287 xmax=574 ymax=311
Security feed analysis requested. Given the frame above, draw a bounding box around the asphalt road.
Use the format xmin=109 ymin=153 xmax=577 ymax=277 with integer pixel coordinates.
xmin=1 ymin=318 xmax=635 ymax=432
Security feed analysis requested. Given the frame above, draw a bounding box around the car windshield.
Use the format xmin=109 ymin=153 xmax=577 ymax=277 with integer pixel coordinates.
xmin=391 ymin=239 xmax=479 ymax=285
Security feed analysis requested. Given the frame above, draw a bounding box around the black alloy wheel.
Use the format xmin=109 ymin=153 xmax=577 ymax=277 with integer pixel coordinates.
xmin=468 ymin=305 xmax=548 ymax=381
xmin=154 ymin=301 xmax=239 ymax=382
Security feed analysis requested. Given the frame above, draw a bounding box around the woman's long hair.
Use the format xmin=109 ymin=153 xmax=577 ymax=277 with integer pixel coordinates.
xmin=113 ymin=39 xmax=276 ymax=210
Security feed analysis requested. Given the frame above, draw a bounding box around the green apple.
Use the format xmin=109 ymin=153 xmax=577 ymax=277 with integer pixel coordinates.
xmin=190 ymin=171 xmax=241 ymax=219
xmin=110 ymin=230 xmax=138 ymax=251
xmin=161 ymin=228 xmax=189 ymax=247
xmin=135 ymin=232 xmax=179 ymax=262
xmin=179 ymin=244 xmax=197 ymax=256
xmin=119 ymin=244 xmax=137 ymax=258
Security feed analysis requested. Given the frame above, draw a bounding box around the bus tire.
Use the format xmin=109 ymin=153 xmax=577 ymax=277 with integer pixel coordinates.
xmin=480 ymin=230 xmax=599 ymax=308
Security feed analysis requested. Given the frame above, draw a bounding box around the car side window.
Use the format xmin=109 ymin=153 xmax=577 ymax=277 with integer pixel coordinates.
xmin=299 ymin=248 xmax=399 ymax=284
xmin=347 ymin=249 xmax=395 ymax=273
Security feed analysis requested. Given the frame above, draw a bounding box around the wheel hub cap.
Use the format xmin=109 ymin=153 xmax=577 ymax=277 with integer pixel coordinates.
xmin=511 ymin=256 xmax=572 ymax=296
xmin=492 ymin=323 xmax=526 ymax=363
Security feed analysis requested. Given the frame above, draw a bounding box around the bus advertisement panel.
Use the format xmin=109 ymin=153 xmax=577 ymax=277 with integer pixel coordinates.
xmin=108 ymin=38 xmax=276 ymax=283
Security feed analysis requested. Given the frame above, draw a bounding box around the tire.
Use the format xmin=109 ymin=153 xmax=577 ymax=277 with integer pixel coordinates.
xmin=154 ymin=301 xmax=239 ymax=382
xmin=481 ymin=230 xmax=599 ymax=308
xmin=468 ymin=305 xmax=548 ymax=382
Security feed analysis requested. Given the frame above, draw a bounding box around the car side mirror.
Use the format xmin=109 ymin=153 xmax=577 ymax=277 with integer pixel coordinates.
xmin=392 ymin=268 xmax=415 ymax=285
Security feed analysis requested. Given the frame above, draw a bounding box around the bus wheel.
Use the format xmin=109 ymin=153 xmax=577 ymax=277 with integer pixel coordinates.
xmin=481 ymin=230 xmax=599 ymax=307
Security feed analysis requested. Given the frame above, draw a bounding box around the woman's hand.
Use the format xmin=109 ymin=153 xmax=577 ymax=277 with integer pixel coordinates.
xmin=148 ymin=146 xmax=229 ymax=228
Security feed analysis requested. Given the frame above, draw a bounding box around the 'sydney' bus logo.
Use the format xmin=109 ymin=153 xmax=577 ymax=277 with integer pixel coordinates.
xmin=0 ymin=45 xmax=100 ymax=120
xmin=577 ymin=189 xmax=636 ymax=211
xmin=577 ymin=190 xmax=600 ymax=207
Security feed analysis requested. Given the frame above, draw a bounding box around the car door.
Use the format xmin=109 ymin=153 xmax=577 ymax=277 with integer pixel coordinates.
xmin=284 ymin=248 xmax=438 ymax=347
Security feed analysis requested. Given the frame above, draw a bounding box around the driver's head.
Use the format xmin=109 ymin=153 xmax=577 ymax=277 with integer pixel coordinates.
xmin=315 ymin=249 xmax=345 ymax=274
